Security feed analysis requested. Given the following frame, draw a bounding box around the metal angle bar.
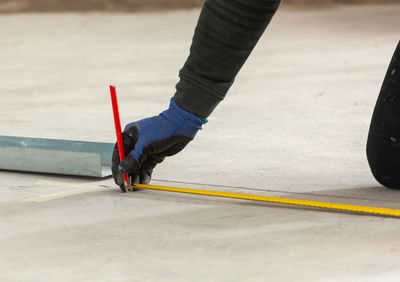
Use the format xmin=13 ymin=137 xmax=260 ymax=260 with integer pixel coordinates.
xmin=0 ymin=135 xmax=114 ymax=178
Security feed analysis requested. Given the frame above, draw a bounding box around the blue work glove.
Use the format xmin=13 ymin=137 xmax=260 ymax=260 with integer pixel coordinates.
xmin=112 ymin=98 xmax=207 ymax=192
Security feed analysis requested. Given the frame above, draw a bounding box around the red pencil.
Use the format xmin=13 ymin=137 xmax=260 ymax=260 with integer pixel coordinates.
xmin=110 ymin=85 xmax=129 ymax=185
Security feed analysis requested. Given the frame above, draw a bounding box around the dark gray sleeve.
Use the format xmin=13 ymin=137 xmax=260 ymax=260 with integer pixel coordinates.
xmin=174 ymin=0 xmax=282 ymax=118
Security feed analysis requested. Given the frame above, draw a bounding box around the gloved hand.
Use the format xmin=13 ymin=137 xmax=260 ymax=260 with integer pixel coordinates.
xmin=112 ymin=98 xmax=207 ymax=192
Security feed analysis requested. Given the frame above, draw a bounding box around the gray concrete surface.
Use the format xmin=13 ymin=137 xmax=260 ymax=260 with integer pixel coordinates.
xmin=1 ymin=5 xmax=400 ymax=282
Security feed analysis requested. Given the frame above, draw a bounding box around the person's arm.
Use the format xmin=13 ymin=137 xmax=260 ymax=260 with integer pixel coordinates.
xmin=112 ymin=0 xmax=282 ymax=191
xmin=175 ymin=0 xmax=282 ymax=118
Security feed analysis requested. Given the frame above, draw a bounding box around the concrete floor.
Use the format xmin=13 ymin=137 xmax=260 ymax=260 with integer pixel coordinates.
xmin=1 ymin=5 xmax=400 ymax=281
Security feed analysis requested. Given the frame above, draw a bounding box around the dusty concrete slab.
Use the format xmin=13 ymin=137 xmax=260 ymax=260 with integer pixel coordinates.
xmin=1 ymin=5 xmax=400 ymax=281
xmin=0 ymin=0 xmax=398 ymax=13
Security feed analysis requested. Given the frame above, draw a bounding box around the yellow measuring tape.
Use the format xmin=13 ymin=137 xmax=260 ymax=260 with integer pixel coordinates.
xmin=128 ymin=184 xmax=400 ymax=217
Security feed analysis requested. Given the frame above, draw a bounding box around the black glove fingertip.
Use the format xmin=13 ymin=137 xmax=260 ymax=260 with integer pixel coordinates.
xmin=119 ymin=154 xmax=139 ymax=174
xmin=119 ymin=183 xmax=127 ymax=193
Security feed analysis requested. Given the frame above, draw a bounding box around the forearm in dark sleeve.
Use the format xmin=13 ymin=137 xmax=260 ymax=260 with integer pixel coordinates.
xmin=174 ymin=0 xmax=282 ymax=118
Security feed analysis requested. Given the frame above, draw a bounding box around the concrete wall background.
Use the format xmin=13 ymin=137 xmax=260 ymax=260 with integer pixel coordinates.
xmin=0 ymin=0 xmax=398 ymax=13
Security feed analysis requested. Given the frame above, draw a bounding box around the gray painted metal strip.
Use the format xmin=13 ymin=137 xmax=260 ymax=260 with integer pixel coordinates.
xmin=0 ymin=136 xmax=115 ymax=178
